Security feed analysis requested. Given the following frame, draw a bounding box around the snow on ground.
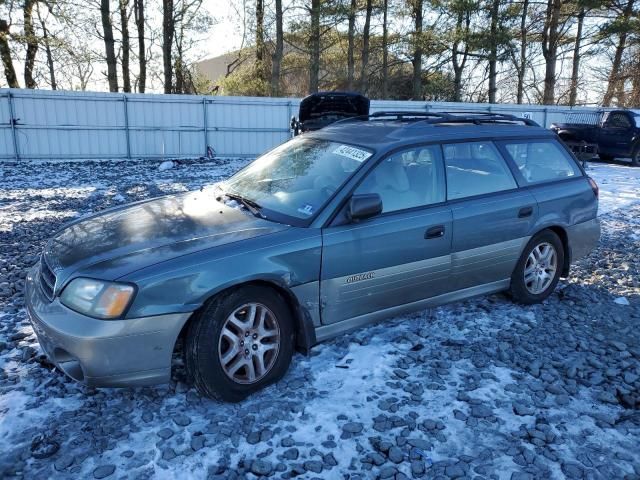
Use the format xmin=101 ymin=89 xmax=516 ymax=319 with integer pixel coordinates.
xmin=0 ymin=157 xmax=639 ymax=480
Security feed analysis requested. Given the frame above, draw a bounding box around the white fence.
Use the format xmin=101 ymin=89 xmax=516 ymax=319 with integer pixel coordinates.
xmin=0 ymin=89 xmax=605 ymax=162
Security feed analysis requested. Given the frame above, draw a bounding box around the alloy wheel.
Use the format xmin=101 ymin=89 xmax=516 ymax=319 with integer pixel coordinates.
xmin=524 ymin=242 xmax=558 ymax=295
xmin=218 ymin=303 xmax=281 ymax=384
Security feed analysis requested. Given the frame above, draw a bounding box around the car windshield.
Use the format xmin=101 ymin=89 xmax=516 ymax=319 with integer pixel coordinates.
xmin=223 ymin=137 xmax=373 ymax=224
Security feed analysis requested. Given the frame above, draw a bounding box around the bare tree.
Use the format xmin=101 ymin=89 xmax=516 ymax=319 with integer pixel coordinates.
xmin=36 ymin=2 xmax=56 ymax=89
xmin=119 ymin=0 xmax=131 ymax=92
xmin=515 ymin=0 xmax=529 ymax=104
xmin=359 ymin=0 xmax=372 ymax=92
xmin=23 ymin=0 xmax=38 ymax=88
xmin=411 ymin=0 xmax=423 ymax=99
xmin=308 ymin=0 xmax=320 ymax=93
xmin=381 ymin=0 xmax=389 ymax=97
xmin=541 ymin=0 xmax=561 ymax=104
xmin=101 ymin=0 xmax=119 ymax=91
xmin=568 ymin=4 xmax=585 ymax=105
xmin=270 ymin=0 xmax=283 ymax=95
xmin=347 ymin=0 xmax=356 ymax=90
xmin=0 ymin=0 xmax=19 ymax=87
xmin=163 ymin=0 xmax=174 ymax=93
xmin=603 ymin=0 xmax=634 ymax=106
xmin=133 ymin=0 xmax=145 ymax=92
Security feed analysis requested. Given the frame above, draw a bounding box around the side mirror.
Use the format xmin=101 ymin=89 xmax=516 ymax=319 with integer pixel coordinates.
xmin=348 ymin=193 xmax=382 ymax=222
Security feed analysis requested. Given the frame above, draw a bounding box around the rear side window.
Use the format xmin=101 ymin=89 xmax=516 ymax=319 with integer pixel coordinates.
xmin=502 ymin=140 xmax=581 ymax=184
xmin=443 ymin=142 xmax=517 ymax=200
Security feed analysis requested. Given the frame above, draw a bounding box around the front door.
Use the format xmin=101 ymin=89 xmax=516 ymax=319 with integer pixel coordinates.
xmin=442 ymin=141 xmax=538 ymax=291
xmin=598 ymin=112 xmax=634 ymax=156
xmin=320 ymin=145 xmax=453 ymax=325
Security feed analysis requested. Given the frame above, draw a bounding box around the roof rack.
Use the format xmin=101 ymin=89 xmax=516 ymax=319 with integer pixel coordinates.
xmin=423 ymin=111 xmax=539 ymax=127
xmin=329 ymin=110 xmax=539 ymax=128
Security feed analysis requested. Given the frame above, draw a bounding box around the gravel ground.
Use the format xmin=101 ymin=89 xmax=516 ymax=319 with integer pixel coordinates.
xmin=0 ymin=159 xmax=639 ymax=480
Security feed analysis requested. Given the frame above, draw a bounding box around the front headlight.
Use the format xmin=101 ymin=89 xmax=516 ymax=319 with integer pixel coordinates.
xmin=60 ymin=278 xmax=135 ymax=319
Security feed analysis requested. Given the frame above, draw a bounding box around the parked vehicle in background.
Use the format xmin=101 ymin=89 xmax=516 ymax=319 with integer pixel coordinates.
xmin=550 ymin=110 xmax=640 ymax=166
xmin=290 ymin=92 xmax=369 ymax=136
xmin=26 ymin=111 xmax=600 ymax=402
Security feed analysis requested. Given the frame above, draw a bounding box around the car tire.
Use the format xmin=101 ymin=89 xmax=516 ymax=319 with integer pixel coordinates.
xmin=185 ymin=285 xmax=294 ymax=402
xmin=598 ymin=153 xmax=614 ymax=162
xmin=509 ymin=230 xmax=564 ymax=305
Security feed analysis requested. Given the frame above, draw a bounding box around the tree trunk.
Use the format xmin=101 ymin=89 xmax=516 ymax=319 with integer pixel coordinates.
xmin=541 ymin=0 xmax=561 ymax=105
xmin=36 ymin=4 xmax=56 ymax=90
xmin=359 ymin=0 xmax=372 ymax=93
xmin=120 ymin=0 xmax=131 ymax=92
xmin=270 ymin=0 xmax=283 ymax=96
xmin=568 ymin=6 xmax=584 ymax=106
xmin=0 ymin=19 xmax=18 ymax=88
xmin=603 ymin=0 xmax=634 ymax=106
xmin=452 ymin=10 xmax=469 ymax=102
xmin=488 ymin=0 xmax=499 ymax=103
xmin=308 ymin=0 xmax=320 ymax=93
xmin=134 ymin=0 xmax=145 ymax=92
xmin=516 ymin=0 xmax=528 ymax=104
xmin=101 ymin=0 xmax=119 ymax=92
xmin=381 ymin=0 xmax=389 ymax=98
xmin=256 ymin=0 xmax=266 ymax=92
xmin=347 ymin=0 xmax=356 ymax=90
xmin=412 ymin=0 xmax=423 ymax=100
xmin=162 ymin=0 xmax=174 ymax=94
xmin=23 ymin=0 xmax=38 ymax=88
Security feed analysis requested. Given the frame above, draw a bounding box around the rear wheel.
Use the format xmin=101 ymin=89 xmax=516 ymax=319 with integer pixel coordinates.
xmin=185 ymin=285 xmax=294 ymax=402
xmin=509 ymin=230 xmax=564 ymax=304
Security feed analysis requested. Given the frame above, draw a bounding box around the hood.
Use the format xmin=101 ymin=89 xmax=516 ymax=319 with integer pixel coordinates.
xmin=298 ymin=92 xmax=370 ymax=125
xmin=44 ymin=187 xmax=289 ymax=287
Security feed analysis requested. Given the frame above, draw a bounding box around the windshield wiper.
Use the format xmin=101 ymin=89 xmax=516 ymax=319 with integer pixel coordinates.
xmin=221 ymin=192 xmax=266 ymax=219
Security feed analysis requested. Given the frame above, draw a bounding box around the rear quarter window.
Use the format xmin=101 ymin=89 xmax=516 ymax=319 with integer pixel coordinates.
xmin=502 ymin=140 xmax=581 ymax=185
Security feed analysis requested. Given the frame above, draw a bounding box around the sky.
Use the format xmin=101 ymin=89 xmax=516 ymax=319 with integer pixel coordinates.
xmin=206 ymin=1 xmax=245 ymax=59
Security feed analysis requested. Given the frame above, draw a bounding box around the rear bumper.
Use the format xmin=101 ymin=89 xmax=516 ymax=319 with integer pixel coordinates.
xmin=567 ymin=217 xmax=601 ymax=263
xmin=25 ymin=265 xmax=191 ymax=387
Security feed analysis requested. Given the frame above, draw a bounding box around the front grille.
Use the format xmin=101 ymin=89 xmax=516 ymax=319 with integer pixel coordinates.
xmin=39 ymin=255 xmax=56 ymax=301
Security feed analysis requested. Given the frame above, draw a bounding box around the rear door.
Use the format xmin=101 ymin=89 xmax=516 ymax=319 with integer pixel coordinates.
xmin=499 ymin=137 xmax=596 ymax=233
xmin=320 ymin=145 xmax=453 ymax=325
xmin=443 ymin=141 xmax=538 ymax=291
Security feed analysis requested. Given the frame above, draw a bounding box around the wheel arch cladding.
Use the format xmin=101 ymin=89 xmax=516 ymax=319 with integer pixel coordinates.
xmin=545 ymin=225 xmax=570 ymax=277
xmin=173 ymin=280 xmax=316 ymax=358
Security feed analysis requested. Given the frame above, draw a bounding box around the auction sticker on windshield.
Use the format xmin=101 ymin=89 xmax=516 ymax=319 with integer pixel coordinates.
xmin=333 ymin=145 xmax=372 ymax=162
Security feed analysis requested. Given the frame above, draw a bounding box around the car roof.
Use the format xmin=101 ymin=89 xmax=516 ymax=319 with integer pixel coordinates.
xmin=308 ymin=121 xmax=554 ymax=152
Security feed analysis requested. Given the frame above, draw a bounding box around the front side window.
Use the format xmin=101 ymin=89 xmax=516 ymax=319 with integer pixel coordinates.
xmin=503 ymin=140 xmax=580 ymax=184
xmin=354 ymin=145 xmax=445 ymax=213
xmin=443 ymin=142 xmax=517 ymax=200
xmin=607 ymin=113 xmax=631 ymax=128
xmin=224 ymin=137 xmax=373 ymax=223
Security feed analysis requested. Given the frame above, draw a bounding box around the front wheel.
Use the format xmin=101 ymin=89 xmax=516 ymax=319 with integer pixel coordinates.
xmin=631 ymin=145 xmax=640 ymax=167
xmin=509 ymin=230 xmax=564 ymax=305
xmin=185 ymin=286 xmax=294 ymax=402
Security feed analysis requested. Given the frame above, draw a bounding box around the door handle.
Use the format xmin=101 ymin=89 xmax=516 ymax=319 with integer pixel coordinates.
xmin=518 ymin=206 xmax=533 ymax=218
xmin=425 ymin=225 xmax=445 ymax=239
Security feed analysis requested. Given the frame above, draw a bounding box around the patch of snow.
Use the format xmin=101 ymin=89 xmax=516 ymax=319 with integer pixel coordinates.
xmin=158 ymin=160 xmax=175 ymax=171
xmin=614 ymin=296 xmax=630 ymax=305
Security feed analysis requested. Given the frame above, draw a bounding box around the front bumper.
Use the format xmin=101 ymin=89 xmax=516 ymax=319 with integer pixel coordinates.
xmin=25 ymin=265 xmax=191 ymax=387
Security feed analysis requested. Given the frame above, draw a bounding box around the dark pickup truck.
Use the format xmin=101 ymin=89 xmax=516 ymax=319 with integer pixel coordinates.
xmin=550 ymin=109 xmax=640 ymax=166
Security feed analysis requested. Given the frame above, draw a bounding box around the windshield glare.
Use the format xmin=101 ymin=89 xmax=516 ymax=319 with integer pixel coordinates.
xmin=224 ymin=137 xmax=373 ymax=222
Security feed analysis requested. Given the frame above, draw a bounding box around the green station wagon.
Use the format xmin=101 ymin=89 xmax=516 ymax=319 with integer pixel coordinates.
xmin=26 ymin=112 xmax=600 ymax=401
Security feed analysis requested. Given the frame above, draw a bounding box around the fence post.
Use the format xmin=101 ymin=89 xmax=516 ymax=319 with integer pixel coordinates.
xmin=123 ymin=94 xmax=131 ymax=160
xmin=543 ymin=108 xmax=548 ymax=128
xmin=7 ymin=90 xmax=19 ymax=162
xmin=203 ymin=96 xmax=208 ymax=157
